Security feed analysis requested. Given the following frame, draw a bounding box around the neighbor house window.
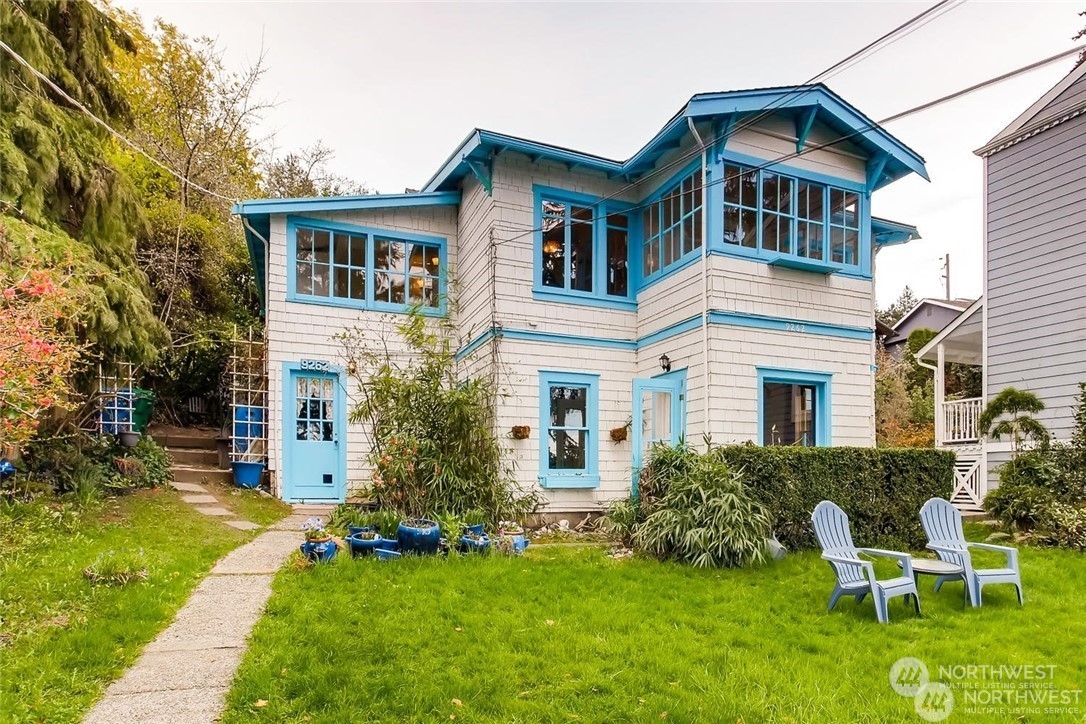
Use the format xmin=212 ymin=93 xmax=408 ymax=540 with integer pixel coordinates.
xmin=642 ymin=169 xmax=703 ymax=278
xmin=538 ymin=370 xmax=600 ymax=488
xmin=758 ymin=368 xmax=832 ymax=447
xmin=722 ymin=163 xmax=860 ymax=268
xmin=535 ymin=189 xmax=631 ymax=307
xmin=291 ymin=218 xmax=445 ymax=313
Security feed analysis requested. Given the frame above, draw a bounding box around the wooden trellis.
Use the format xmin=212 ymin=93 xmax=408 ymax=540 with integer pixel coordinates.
xmin=229 ymin=327 xmax=267 ymax=463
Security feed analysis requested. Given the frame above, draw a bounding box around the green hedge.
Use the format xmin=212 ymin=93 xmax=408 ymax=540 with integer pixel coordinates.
xmin=712 ymin=446 xmax=955 ymax=551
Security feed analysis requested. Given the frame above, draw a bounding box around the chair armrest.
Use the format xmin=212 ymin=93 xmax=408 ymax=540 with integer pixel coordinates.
xmin=858 ymin=548 xmax=913 ymax=578
xmin=822 ymin=553 xmax=878 ymax=587
xmin=968 ymin=542 xmax=1019 ymax=569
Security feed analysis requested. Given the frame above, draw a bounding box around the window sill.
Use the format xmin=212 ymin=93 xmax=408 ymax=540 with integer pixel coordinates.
xmin=286 ymin=293 xmax=446 ymax=317
xmin=532 ymin=287 xmax=636 ymax=312
xmin=766 ymin=253 xmax=839 ymax=275
xmin=539 ymin=474 xmax=600 ymax=489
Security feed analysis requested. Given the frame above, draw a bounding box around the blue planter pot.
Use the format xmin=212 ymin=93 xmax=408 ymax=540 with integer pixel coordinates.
xmin=300 ymin=537 xmax=337 ymax=562
xmin=231 ymin=461 xmax=264 ymax=489
xmin=465 ymin=523 xmax=486 ymax=536
xmin=375 ymin=548 xmax=401 ymax=561
xmin=347 ymin=525 xmax=373 ymax=537
xmin=346 ymin=532 xmax=385 ymax=557
xmin=459 ymin=533 xmax=491 ymax=554
xmin=397 ymin=519 xmax=441 ymax=555
xmin=499 ymin=533 xmax=530 ymax=554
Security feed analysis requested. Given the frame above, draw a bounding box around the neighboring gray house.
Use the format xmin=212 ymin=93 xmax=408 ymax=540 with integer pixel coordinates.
xmin=917 ymin=62 xmax=1086 ymax=511
xmin=883 ymin=298 xmax=973 ymax=359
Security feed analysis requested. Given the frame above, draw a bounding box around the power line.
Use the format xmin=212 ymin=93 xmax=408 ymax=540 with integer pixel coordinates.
xmin=494 ymin=43 xmax=1085 ymax=247
xmin=538 ymin=0 xmax=965 ymax=227
xmin=0 ymin=38 xmax=241 ymax=205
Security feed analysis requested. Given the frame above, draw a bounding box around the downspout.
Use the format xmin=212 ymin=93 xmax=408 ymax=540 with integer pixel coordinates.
xmin=688 ymin=118 xmax=711 ymax=445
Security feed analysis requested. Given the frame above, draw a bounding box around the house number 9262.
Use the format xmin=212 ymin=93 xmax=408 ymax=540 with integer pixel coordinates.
xmin=785 ymin=322 xmax=807 ymax=333
xmin=300 ymin=359 xmax=329 ymax=371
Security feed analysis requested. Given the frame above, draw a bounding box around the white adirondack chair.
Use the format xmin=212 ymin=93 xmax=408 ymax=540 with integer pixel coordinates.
xmin=919 ymin=498 xmax=1023 ymax=607
xmin=811 ymin=501 xmax=921 ymax=624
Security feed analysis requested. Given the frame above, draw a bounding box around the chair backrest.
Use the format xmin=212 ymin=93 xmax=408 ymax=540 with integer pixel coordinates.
xmin=811 ymin=501 xmax=865 ymax=585
xmin=920 ymin=497 xmax=966 ymax=547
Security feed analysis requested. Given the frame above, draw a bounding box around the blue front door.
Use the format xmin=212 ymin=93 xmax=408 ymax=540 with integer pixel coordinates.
xmin=286 ymin=370 xmax=345 ymax=502
xmin=631 ymin=375 xmax=684 ymax=494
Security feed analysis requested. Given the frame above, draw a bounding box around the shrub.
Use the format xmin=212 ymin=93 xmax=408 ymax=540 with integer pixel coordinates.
xmin=713 ymin=445 xmax=955 ymax=551
xmin=634 ymin=452 xmax=771 ymax=568
xmin=600 ymin=495 xmax=639 ymax=544
xmin=83 ymin=549 xmax=149 ymax=586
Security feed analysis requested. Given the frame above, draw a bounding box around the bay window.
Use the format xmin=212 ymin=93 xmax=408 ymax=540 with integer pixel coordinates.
xmin=642 ymin=169 xmax=703 ymax=279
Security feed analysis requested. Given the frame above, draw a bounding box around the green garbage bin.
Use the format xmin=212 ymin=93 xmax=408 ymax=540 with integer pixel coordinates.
xmin=132 ymin=388 xmax=156 ymax=433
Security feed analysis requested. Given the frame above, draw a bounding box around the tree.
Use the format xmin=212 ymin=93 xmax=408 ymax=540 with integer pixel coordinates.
xmin=875 ymin=345 xmax=934 ymax=447
xmin=263 ymin=141 xmax=370 ymax=198
xmin=1074 ymin=9 xmax=1085 ymax=68
xmin=979 ymin=387 xmax=1049 ymax=456
xmin=877 ymin=286 xmax=919 ymax=327
xmin=0 ymin=0 xmax=166 ymax=365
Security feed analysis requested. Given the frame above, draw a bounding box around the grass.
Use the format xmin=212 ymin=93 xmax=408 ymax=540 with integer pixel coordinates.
xmin=207 ymin=481 xmax=294 ymax=526
xmin=223 ymin=526 xmax=1086 ymax=723
xmin=0 ymin=488 xmax=286 ymax=722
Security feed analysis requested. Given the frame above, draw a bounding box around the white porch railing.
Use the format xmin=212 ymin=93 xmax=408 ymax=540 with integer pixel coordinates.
xmin=941 ymin=397 xmax=983 ymax=444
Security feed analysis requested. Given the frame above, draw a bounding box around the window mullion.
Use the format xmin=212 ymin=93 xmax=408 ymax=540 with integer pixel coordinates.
xmin=365 ymin=233 xmax=374 ymax=307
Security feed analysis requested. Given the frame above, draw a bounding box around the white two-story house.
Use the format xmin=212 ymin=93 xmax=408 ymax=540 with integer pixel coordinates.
xmin=235 ymin=84 xmax=927 ymax=509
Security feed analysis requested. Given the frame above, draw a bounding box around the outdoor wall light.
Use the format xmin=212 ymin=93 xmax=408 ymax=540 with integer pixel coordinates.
xmin=659 ymin=354 xmax=671 ymax=373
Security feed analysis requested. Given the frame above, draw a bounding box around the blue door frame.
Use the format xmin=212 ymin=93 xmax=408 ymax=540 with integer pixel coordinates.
xmin=282 ymin=362 xmax=347 ymax=503
xmin=631 ymin=370 xmax=686 ymax=495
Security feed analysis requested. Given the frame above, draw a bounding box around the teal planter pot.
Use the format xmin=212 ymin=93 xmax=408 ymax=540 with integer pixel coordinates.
xmin=346 ymin=531 xmax=385 ymax=557
xmin=300 ymin=538 xmax=337 ymax=562
xmin=397 ymin=519 xmax=440 ymax=555
xmin=231 ymin=461 xmax=264 ymax=489
xmin=459 ymin=533 xmax=491 ymax=554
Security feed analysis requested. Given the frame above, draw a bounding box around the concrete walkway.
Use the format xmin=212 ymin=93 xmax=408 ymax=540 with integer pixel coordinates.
xmin=84 ymin=511 xmax=324 ymax=723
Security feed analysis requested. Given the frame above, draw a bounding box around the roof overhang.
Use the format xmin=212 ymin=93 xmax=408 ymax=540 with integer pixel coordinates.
xmin=871 ymin=216 xmax=921 ymax=247
xmin=977 ymin=61 xmax=1086 ymax=157
xmin=916 ymin=297 xmax=984 ymax=366
xmin=422 ymin=84 xmax=928 ymax=193
xmin=232 ymin=190 xmax=461 ymax=316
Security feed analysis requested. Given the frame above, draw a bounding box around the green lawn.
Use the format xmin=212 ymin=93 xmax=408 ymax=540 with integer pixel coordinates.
xmin=0 ymin=488 xmax=287 ymax=722
xmin=223 ymin=529 xmax=1086 ymax=723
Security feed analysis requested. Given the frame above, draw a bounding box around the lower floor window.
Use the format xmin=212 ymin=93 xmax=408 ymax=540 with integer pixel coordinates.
xmin=538 ymin=370 xmax=600 ymax=487
xmin=758 ymin=368 xmax=832 ymax=447
xmin=763 ymin=382 xmax=817 ymax=446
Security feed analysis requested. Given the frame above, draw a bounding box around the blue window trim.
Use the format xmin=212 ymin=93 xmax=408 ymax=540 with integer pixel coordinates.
xmin=711 ymin=150 xmax=872 ymax=279
xmin=281 ymin=361 xmax=349 ymax=503
xmin=538 ymin=370 xmax=600 ymax=489
xmin=637 ymin=160 xmax=705 ymax=288
xmin=285 ymin=215 xmax=448 ymax=316
xmin=756 ymin=367 xmax=833 ymax=447
xmin=532 ymin=185 xmax=635 ymax=311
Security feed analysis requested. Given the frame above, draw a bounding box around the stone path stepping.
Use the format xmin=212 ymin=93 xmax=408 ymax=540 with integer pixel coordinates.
xmin=84 ymin=512 xmax=312 ymax=724
xmin=194 ymin=506 xmax=233 ymax=517
xmin=181 ymin=494 xmax=217 ymax=505
xmin=169 ymin=481 xmax=207 ymax=494
xmin=225 ymin=520 xmax=261 ymax=531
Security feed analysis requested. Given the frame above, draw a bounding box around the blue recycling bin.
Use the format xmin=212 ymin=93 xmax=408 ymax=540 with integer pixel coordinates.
xmin=99 ymin=389 xmax=134 ymax=435
xmin=232 ymin=406 xmax=265 ymax=454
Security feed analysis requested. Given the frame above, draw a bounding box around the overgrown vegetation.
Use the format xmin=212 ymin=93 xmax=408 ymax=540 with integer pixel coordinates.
xmin=713 ymin=444 xmax=955 ymax=550
xmin=985 ymin=383 xmax=1086 ymax=550
xmin=339 ymin=310 xmax=539 ymax=525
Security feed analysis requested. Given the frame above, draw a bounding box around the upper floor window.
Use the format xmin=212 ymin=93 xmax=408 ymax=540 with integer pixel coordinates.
xmin=642 ymin=170 xmax=702 ymax=279
xmin=291 ymin=218 xmax=445 ymax=313
xmin=723 ymin=163 xmax=861 ymax=268
xmin=535 ymin=189 xmax=631 ymax=307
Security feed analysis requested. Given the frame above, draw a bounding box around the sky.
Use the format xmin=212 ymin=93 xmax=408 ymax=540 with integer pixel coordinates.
xmin=117 ymin=0 xmax=1085 ymax=308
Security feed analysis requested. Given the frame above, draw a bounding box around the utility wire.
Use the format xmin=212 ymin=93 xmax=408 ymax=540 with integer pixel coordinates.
xmin=494 ymin=43 xmax=1086 ymax=246
xmin=0 ymin=38 xmax=241 ymax=205
xmin=535 ymin=0 xmax=965 ymax=226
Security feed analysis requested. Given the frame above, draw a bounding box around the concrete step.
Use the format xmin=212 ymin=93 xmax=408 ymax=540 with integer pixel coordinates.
xmin=171 ymin=465 xmax=232 ymax=485
xmin=168 ymin=448 xmax=221 ymax=467
xmin=153 ymin=433 xmax=217 ymax=451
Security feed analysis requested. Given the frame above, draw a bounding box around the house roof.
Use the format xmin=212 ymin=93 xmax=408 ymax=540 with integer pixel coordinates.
xmin=915 ymin=297 xmax=984 ymax=366
xmin=871 ymin=217 xmax=921 ymax=247
xmin=422 ymin=84 xmax=929 ymax=193
xmin=891 ymin=297 xmax=974 ymax=332
xmin=976 ymin=61 xmax=1086 ymax=157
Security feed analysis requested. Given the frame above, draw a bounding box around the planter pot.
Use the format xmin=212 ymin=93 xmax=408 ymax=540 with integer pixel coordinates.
xmin=347 ymin=525 xmax=374 ymax=537
xmin=346 ymin=532 xmax=385 ymax=557
xmin=119 ymin=431 xmax=141 ymax=448
xmin=300 ymin=537 xmax=337 ymax=562
xmin=231 ymin=461 xmax=265 ymax=489
xmin=465 ymin=523 xmax=486 ymax=536
xmin=459 ymin=533 xmax=491 ymax=554
xmin=375 ymin=548 xmax=401 ymax=561
xmin=376 ymin=539 xmax=400 ymax=552
xmin=498 ymin=532 xmax=530 ymax=554
xmin=397 ymin=518 xmax=441 ymax=555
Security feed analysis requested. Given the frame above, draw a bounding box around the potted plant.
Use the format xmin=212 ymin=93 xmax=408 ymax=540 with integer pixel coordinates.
xmin=397 ymin=518 xmax=441 ymax=554
xmin=495 ymin=521 xmax=530 ymax=555
xmin=119 ymin=430 xmax=141 ymax=447
xmin=346 ymin=527 xmax=386 ymax=557
xmin=459 ymin=529 xmax=491 ymax=554
xmin=510 ymin=425 xmax=531 ymax=440
xmin=299 ymin=518 xmax=337 ymax=562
